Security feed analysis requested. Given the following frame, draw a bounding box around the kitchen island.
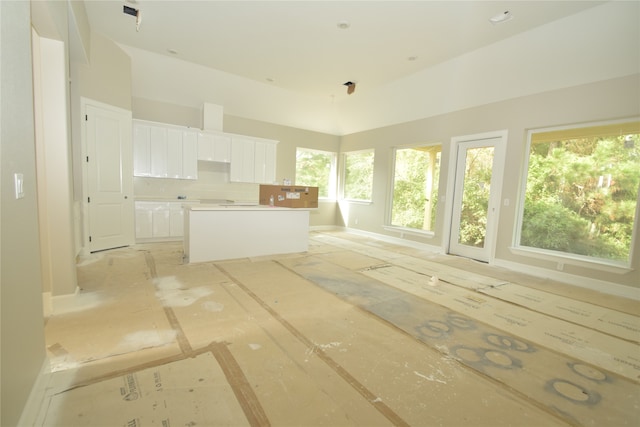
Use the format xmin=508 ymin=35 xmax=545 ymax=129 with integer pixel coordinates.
xmin=183 ymin=204 xmax=310 ymax=263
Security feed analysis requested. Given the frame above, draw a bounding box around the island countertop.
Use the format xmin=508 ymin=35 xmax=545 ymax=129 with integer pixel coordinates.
xmin=187 ymin=203 xmax=314 ymax=211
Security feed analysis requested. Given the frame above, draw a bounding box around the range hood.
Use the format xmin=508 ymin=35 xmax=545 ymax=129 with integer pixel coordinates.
xmin=202 ymin=102 xmax=223 ymax=132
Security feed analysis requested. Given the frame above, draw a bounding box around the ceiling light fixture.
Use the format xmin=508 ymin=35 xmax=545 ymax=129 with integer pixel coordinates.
xmin=489 ymin=10 xmax=513 ymax=25
xmin=167 ymin=48 xmax=178 ymax=55
xmin=337 ymin=21 xmax=351 ymax=30
xmin=408 ymin=56 xmax=418 ymax=61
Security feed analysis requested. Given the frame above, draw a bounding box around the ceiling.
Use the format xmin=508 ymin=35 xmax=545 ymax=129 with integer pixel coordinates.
xmin=84 ymin=1 xmax=605 ymax=101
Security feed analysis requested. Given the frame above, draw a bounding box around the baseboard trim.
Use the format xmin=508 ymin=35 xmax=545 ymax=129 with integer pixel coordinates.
xmin=18 ymin=358 xmax=51 ymax=427
xmin=309 ymin=225 xmax=342 ymax=231
xmin=344 ymin=226 xmax=444 ymax=253
xmin=493 ymin=258 xmax=640 ymax=301
xmin=333 ymin=227 xmax=639 ymax=301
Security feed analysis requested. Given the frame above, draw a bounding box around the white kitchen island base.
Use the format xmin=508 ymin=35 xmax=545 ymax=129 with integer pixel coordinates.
xmin=184 ymin=205 xmax=310 ymax=263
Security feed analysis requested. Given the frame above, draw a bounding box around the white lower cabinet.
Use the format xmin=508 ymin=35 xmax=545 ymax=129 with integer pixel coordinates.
xmin=135 ymin=205 xmax=153 ymax=239
xmin=135 ymin=201 xmax=193 ymax=241
xmin=169 ymin=203 xmax=185 ymax=236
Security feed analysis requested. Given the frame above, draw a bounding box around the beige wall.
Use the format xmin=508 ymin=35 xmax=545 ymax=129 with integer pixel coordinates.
xmin=131 ymin=97 xmax=341 ymax=227
xmin=0 ymin=4 xmax=132 ymax=422
xmin=0 ymin=1 xmax=47 ymax=425
xmin=340 ymin=74 xmax=640 ymax=290
xmin=74 ymin=32 xmax=131 ymax=111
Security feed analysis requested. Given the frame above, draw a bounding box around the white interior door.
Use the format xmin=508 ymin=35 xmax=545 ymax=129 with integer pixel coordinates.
xmin=84 ymin=100 xmax=134 ymax=252
xmin=448 ymin=132 xmax=506 ymax=262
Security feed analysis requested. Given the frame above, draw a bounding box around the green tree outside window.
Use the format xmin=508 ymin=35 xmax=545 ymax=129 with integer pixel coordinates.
xmin=520 ymin=121 xmax=639 ymax=263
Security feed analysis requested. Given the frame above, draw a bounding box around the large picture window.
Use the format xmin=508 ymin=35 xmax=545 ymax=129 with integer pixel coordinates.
xmin=390 ymin=144 xmax=441 ymax=232
xmin=517 ymin=120 xmax=639 ymax=265
xmin=343 ymin=150 xmax=374 ymax=201
xmin=295 ymin=148 xmax=337 ymax=199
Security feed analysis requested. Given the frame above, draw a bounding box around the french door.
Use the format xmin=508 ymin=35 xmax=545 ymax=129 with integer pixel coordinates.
xmin=448 ymin=132 xmax=506 ymax=262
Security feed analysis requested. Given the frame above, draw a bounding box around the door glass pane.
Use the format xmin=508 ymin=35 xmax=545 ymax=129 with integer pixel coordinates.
xmin=458 ymin=146 xmax=494 ymax=248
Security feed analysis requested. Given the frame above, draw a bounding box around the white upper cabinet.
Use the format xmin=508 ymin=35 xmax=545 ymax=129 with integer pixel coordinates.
xmin=254 ymin=139 xmax=277 ymax=184
xmin=230 ymin=136 xmax=277 ymax=184
xmin=230 ymin=136 xmax=255 ymax=183
xmin=133 ymin=120 xmax=198 ymax=180
xmin=133 ymin=124 xmax=151 ymax=177
xmin=133 ymin=120 xmax=276 ymax=183
xmin=149 ymin=126 xmax=168 ymax=178
xmin=166 ymin=128 xmax=183 ymax=179
xmin=182 ymin=131 xmax=198 ymax=179
xmin=197 ymin=132 xmax=231 ymax=163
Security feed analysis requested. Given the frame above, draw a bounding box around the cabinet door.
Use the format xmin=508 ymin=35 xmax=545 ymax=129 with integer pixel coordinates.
xmin=133 ymin=123 xmax=151 ymax=177
xmin=150 ymin=126 xmax=168 ymax=177
xmin=152 ymin=203 xmax=171 ymax=237
xmin=135 ymin=203 xmax=153 ymax=238
xmin=264 ymin=141 xmax=277 ymax=184
xmin=182 ymin=131 xmax=198 ymax=179
xmin=254 ymin=141 xmax=267 ymax=183
xmin=230 ymin=137 xmax=255 ymax=183
xmin=169 ymin=203 xmax=184 ymax=237
xmin=166 ymin=129 xmax=183 ymax=179
xmin=253 ymin=140 xmax=278 ymax=184
xmin=198 ymin=132 xmax=231 ymax=163
xmin=213 ymin=134 xmax=231 ymax=162
xmin=197 ymin=132 xmax=214 ymax=161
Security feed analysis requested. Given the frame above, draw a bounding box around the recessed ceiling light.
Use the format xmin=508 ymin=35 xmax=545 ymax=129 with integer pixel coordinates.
xmin=337 ymin=21 xmax=351 ymax=30
xmin=489 ymin=10 xmax=513 ymax=25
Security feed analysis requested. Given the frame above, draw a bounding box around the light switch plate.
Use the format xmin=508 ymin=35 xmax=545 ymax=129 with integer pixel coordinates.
xmin=14 ymin=173 xmax=25 ymax=199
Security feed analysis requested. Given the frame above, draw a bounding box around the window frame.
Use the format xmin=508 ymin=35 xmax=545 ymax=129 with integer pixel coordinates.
xmin=295 ymin=147 xmax=337 ymax=200
xmin=513 ymin=118 xmax=639 ymax=272
xmin=340 ymin=149 xmax=375 ymax=203
xmin=385 ymin=142 xmax=442 ymax=237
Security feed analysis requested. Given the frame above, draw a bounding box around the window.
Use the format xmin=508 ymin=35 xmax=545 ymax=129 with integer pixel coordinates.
xmin=343 ymin=150 xmax=374 ymax=201
xmin=295 ymin=148 xmax=337 ymax=199
xmin=390 ymin=144 xmax=441 ymax=232
xmin=517 ymin=120 xmax=640 ymax=265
